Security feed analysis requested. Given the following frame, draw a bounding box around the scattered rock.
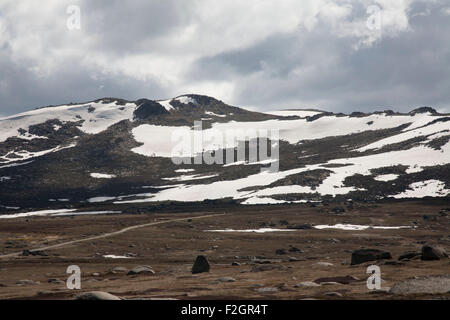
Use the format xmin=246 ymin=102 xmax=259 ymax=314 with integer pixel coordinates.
xmin=251 ymin=258 xmax=279 ymax=264
xmin=423 ymin=215 xmax=437 ymax=222
xmin=323 ymin=292 xmax=343 ymax=297
xmin=390 ymin=275 xmax=450 ymax=295
xmin=331 ymin=207 xmax=346 ymax=214
xmin=125 ymin=253 xmax=138 ymax=258
xmin=314 ymin=262 xmax=334 ymax=267
xmin=109 ymin=267 xmax=128 ymax=274
xmin=251 ymin=265 xmax=287 ymax=272
xmin=75 ymin=291 xmax=121 ymax=300
xmin=48 ymin=278 xmax=64 ymax=284
xmin=398 ymin=251 xmax=421 ymax=261
xmin=328 ymin=238 xmax=341 ymax=243
xmin=22 ymin=250 xmax=48 ymax=257
xmin=314 ymin=276 xmax=359 ymax=285
xmin=368 ymin=287 xmax=391 ymax=294
xmin=421 ymin=245 xmax=448 ymax=261
xmin=217 ymin=277 xmax=236 ymax=283
xmin=256 ymin=287 xmax=279 ymax=293
xmin=288 ymin=246 xmax=303 ymax=253
xmin=294 ymin=281 xmax=321 ymax=288
xmin=16 ymin=280 xmax=35 ymax=285
xmin=351 ymin=249 xmax=392 ymax=265
xmin=192 ymin=255 xmax=210 ymax=274
xmin=127 ymin=266 xmax=155 ymax=276
xmin=275 ymin=249 xmax=288 ymax=255
xmin=91 ymin=273 xmax=101 ymax=277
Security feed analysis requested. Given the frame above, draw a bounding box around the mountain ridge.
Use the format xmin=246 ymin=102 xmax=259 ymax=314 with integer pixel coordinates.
xmin=0 ymin=95 xmax=448 ymax=215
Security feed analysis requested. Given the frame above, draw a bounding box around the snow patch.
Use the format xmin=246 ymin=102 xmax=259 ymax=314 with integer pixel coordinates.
xmin=392 ymin=180 xmax=449 ymax=198
xmin=90 ymin=173 xmax=116 ymax=179
xmin=314 ymin=224 xmax=412 ymax=231
xmin=205 ymin=111 xmax=226 ymax=118
xmin=175 ymin=169 xmax=195 ymax=173
xmin=157 ymin=99 xmax=175 ymax=111
xmin=206 ymin=228 xmax=296 ymax=233
xmin=265 ymin=110 xmax=323 ymax=117
xmin=162 ymin=174 xmax=219 ymax=182
xmin=175 ymin=96 xmax=197 ymax=105
xmin=0 ymin=209 xmax=77 ymax=219
xmin=374 ymin=174 xmax=399 ymax=182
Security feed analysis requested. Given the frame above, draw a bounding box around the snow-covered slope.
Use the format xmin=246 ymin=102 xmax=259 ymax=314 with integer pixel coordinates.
xmin=0 ymin=95 xmax=448 ymax=212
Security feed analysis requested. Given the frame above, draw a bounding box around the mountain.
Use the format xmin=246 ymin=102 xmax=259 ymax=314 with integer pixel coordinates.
xmin=0 ymin=94 xmax=449 ymax=215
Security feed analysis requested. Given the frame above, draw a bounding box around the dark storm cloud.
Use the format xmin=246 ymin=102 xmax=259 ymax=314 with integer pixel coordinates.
xmin=80 ymin=0 xmax=194 ymax=54
xmin=0 ymin=0 xmax=449 ymax=116
xmin=191 ymin=2 xmax=450 ymax=113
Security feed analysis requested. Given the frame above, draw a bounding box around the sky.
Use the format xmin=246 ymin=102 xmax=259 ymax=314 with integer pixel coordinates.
xmin=0 ymin=0 xmax=449 ymax=116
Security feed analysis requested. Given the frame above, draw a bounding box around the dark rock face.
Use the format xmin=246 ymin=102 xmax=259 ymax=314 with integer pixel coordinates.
xmin=133 ymin=99 xmax=170 ymax=120
xmin=409 ymin=107 xmax=437 ymax=115
xmin=421 ymin=245 xmax=448 ymax=260
xmin=275 ymin=249 xmax=288 ymax=255
xmin=351 ymin=249 xmax=392 ymax=265
xmin=192 ymin=255 xmax=210 ymax=274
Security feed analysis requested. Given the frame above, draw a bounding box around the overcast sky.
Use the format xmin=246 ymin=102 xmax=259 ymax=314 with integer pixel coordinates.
xmin=0 ymin=0 xmax=449 ymax=116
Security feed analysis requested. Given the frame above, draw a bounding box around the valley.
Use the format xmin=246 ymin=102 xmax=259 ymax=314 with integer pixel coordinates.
xmin=0 ymin=200 xmax=449 ymax=300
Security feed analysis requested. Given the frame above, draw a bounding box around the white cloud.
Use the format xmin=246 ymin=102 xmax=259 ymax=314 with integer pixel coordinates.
xmin=0 ymin=0 xmax=448 ymax=115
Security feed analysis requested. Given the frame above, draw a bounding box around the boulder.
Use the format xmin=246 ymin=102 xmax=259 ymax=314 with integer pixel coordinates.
xmin=351 ymin=249 xmax=392 ymax=265
xmin=48 ymin=278 xmax=64 ymax=284
xmin=314 ymin=276 xmax=359 ymax=285
xmin=398 ymin=251 xmax=421 ymax=261
xmin=75 ymin=291 xmax=121 ymax=300
xmin=390 ymin=275 xmax=450 ymax=295
xmin=256 ymin=287 xmax=278 ymax=293
xmin=127 ymin=265 xmax=155 ymax=276
xmin=288 ymin=246 xmax=303 ymax=253
xmin=110 ymin=267 xmax=128 ymax=274
xmin=421 ymin=245 xmax=448 ymax=261
xmin=192 ymin=255 xmax=210 ymax=274
xmin=16 ymin=280 xmax=35 ymax=285
xmin=294 ymin=281 xmax=321 ymax=288
xmin=314 ymin=262 xmax=334 ymax=267
xmin=217 ymin=277 xmax=236 ymax=283
xmin=275 ymin=249 xmax=288 ymax=255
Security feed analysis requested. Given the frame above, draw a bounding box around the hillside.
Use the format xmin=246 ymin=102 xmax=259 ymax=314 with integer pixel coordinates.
xmin=0 ymin=95 xmax=449 ymax=216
